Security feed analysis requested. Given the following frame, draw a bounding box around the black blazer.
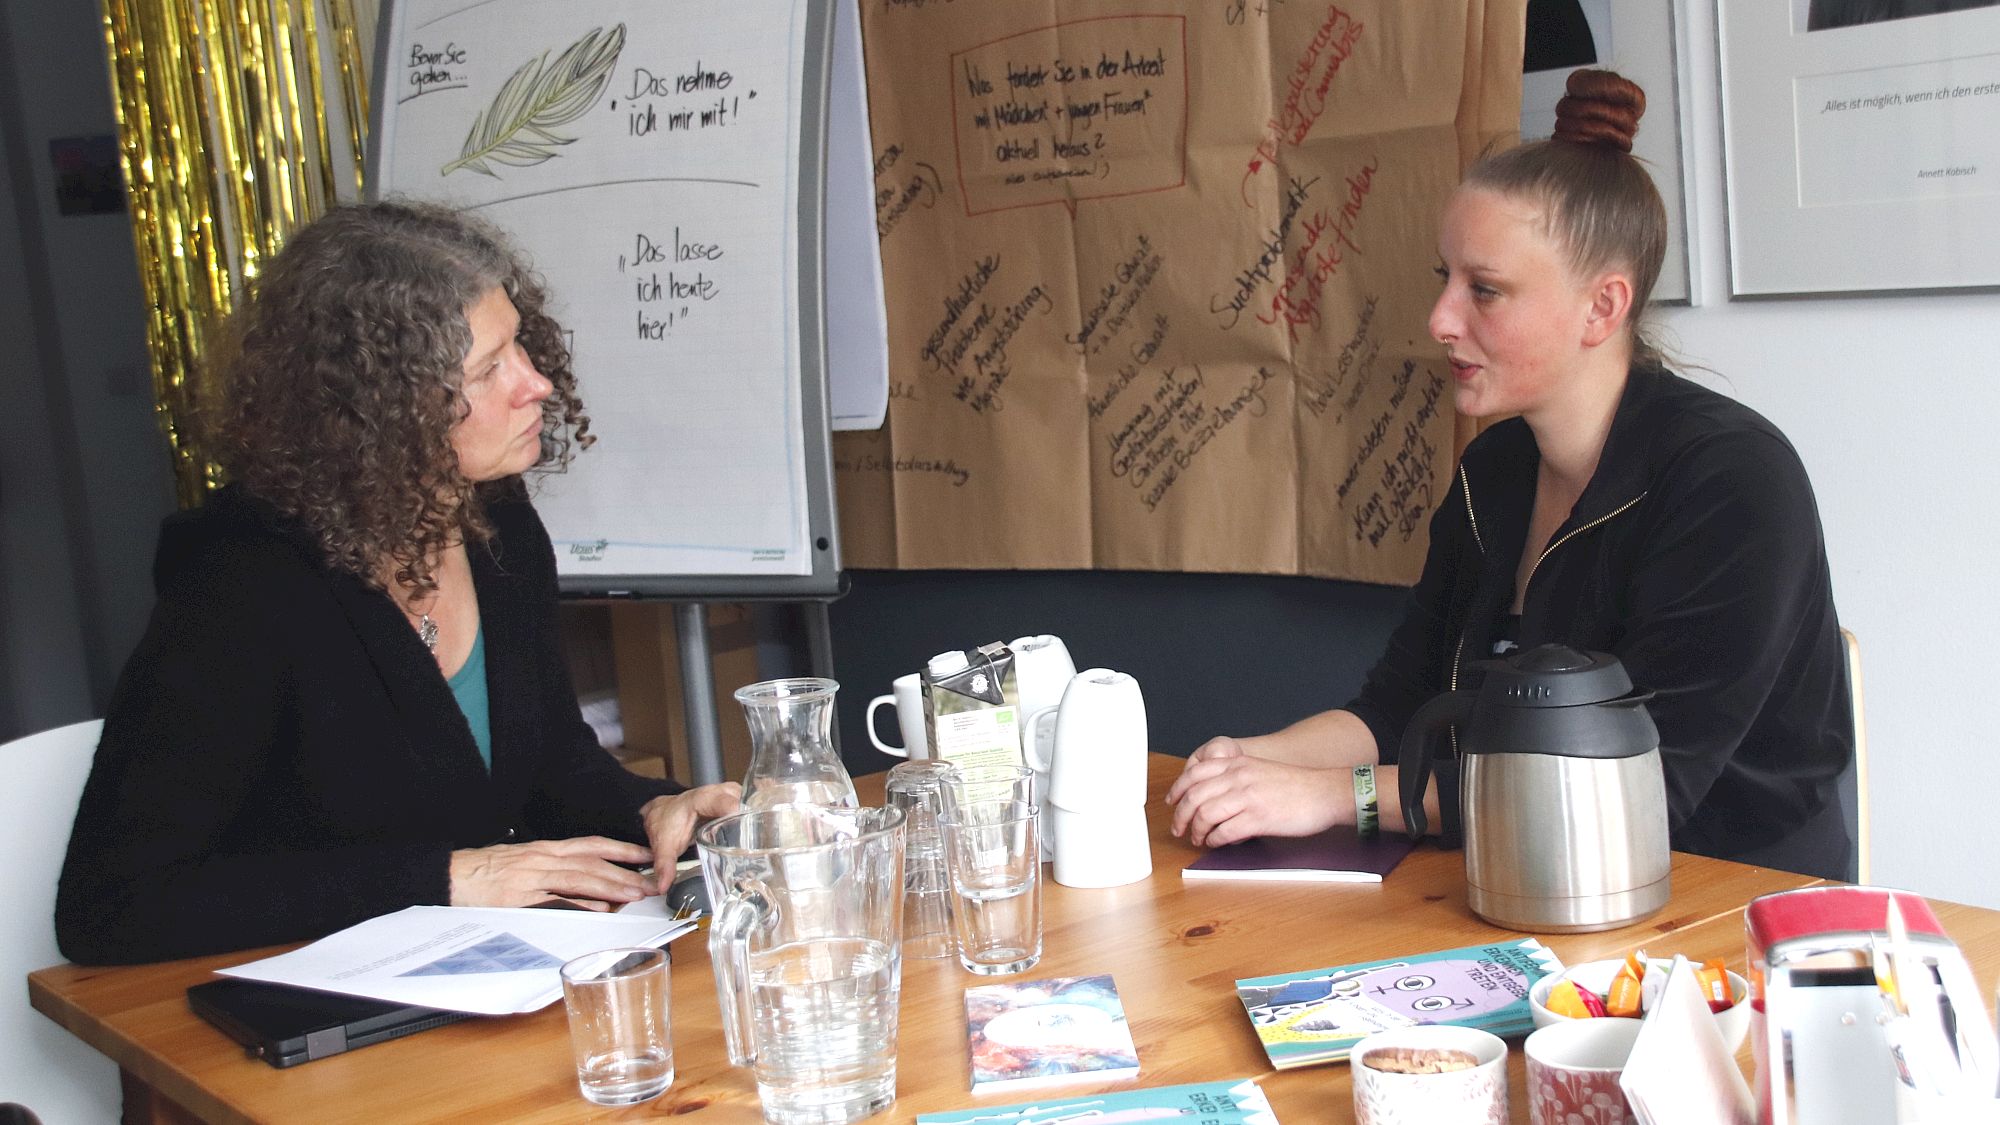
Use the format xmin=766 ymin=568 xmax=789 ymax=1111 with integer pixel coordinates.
xmin=56 ymin=487 xmax=681 ymax=965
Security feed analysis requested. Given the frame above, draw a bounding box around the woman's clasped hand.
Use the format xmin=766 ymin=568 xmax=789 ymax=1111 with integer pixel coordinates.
xmin=1166 ymin=738 xmax=1341 ymax=849
xmin=448 ymin=782 xmax=742 ymax=909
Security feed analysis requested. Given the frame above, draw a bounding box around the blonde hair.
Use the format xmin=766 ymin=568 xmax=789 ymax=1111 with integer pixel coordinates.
xmin=1464 ymin=70 xmax=1667 ymax=363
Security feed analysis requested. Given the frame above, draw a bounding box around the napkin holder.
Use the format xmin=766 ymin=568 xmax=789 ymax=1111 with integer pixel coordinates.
xmin=1746 ymin=886 xmax=2000 ymax=1125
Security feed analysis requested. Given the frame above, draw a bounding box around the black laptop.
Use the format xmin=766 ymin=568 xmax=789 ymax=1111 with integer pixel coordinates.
xmin=188 ymin=978 xmax=471 ymax=1068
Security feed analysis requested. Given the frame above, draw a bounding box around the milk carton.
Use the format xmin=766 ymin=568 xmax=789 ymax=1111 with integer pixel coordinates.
xmin=921 ymin=642 xmax=1022 ymax=773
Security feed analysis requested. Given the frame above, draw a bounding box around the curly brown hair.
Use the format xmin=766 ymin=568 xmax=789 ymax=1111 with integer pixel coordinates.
xmin=208 ymin=200 xmax=591 ymax=596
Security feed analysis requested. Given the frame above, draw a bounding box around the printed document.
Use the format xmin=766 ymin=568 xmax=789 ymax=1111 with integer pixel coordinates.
xmin=217 ymin=906 xmax=695 ymax=1015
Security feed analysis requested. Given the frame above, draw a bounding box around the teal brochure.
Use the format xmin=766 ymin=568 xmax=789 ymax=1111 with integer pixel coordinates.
xmin=916 ymin=1077 xmax=1279 ymax=1123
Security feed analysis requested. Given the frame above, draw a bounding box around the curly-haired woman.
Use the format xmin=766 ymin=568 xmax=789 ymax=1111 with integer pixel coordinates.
xmin=56 ymin=201 xmax=740 ymax=965
xmin=1168 ymin=70 xmax=1854 ymax=879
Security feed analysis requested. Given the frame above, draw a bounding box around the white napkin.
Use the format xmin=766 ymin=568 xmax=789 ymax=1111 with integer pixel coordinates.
xmin=1620 ymin=955 xmax=1755 ymax=1125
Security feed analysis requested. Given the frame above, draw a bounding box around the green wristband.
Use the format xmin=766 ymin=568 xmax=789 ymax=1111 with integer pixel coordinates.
xmin=1352 ymin=764 xmax=1379 ymax=839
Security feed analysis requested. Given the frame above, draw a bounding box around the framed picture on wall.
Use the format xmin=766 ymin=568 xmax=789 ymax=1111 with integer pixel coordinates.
xmin=1719 ymin=0 xmax=2000 ymax=295
xmin=1520 ymin=0 xmax=1699 ymax=303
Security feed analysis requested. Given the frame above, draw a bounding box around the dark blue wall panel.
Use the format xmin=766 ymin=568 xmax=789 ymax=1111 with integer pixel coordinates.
xmin=827 ymin=569 xmax=1407 ymax=777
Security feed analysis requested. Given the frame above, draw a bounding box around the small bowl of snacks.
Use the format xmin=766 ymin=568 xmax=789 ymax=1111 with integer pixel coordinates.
xmin=1528 ymin=954 xmax=1750 ymax=1052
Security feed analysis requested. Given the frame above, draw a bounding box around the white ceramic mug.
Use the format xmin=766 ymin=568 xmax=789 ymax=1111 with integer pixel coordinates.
xmin=1008 ymin=634 xmax=1076 ymax=719
xmin=865 ymin=672 xmax=928 ymax=759
xmin=1009 ymin=635 xmax=1075 ymax=858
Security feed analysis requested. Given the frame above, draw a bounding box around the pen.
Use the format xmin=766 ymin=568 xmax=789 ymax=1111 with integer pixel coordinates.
xmin=1928 ymin=962 xmax=1961 ymax=1067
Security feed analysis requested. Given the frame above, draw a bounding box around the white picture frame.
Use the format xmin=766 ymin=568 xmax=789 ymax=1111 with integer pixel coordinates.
xmin=1521 ymin=0 xmax=1700 ymax=304
xmin=1719 ymin=0 xmax=2000 ymax=296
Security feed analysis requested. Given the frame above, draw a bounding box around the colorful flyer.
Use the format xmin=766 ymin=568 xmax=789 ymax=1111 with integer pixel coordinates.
xmin=965 ymin=974 xmax=1140 ymax=1092
xmin=1235 ymin=937 xmax=1562 ymax=1068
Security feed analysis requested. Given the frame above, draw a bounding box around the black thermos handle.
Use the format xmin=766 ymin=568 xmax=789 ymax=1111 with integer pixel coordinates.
xmin=1397 ymin=691 xmax=1473 ymax=838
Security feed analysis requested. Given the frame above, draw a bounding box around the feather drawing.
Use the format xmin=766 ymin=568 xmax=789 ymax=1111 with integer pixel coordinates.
xmin=442 ymin=24 xmax=626 ymax=178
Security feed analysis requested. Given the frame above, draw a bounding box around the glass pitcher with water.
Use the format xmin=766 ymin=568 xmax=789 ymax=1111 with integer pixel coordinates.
xmin=733 ymin=677 xmax=857 ymax=810
xmin=696 ymin=805 xmax=905 ymax=1125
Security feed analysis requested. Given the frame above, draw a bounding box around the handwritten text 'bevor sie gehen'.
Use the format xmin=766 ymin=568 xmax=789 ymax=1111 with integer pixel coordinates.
xmin=404 ymin=42 xmax=469 ymax=99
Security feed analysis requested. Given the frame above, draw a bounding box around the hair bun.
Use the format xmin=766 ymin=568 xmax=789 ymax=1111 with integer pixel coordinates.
xmin=1552 ymin=69 xmax=1645 ymax=153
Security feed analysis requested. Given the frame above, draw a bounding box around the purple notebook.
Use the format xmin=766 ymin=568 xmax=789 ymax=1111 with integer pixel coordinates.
xmin=1181 ymin=827 xmax=1416 ymax=882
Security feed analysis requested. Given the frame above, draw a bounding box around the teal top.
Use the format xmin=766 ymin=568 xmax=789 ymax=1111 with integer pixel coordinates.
xmin=446 ymin=626 xmax=492 ymax=770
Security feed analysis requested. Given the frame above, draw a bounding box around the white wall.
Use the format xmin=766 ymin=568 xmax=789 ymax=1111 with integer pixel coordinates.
xmin=1661 ymin=2 xmax=1998 ymax=908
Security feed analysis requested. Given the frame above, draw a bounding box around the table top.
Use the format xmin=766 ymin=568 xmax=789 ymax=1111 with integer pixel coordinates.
xmin=30 ymin=754 xmax=1949 ymax=1124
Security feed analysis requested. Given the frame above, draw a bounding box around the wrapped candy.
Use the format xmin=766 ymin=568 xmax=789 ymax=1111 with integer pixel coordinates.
xmin=1606 ymin=951 xmax=1648 ymax=1018
xmin=1697 ymin=958 xmax=1735 ymax=1013
xmin=1546 ymin=979 xmax=1610 ymax=1019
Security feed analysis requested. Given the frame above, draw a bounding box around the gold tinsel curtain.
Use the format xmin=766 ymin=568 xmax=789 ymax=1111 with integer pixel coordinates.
xmin=100 ymin=0 xmax=374 ymax=506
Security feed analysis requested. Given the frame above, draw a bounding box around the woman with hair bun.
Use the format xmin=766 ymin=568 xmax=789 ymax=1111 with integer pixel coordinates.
xmin=1169 ymin=70 xmax=1853 ymax=879
xmin=56 ymin=201 xmax=741 ymax=964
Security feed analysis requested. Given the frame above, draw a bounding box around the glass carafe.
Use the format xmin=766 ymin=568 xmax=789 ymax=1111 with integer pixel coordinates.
xmin=733 ymin=677 xmax=858 ymax=811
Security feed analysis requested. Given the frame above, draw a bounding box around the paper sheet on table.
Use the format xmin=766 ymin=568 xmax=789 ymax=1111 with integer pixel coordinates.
xmin=217 ymin=906 xmax=696 ymax=1015
xmin=1620 ymin=955 xmax=1754 ymax=1125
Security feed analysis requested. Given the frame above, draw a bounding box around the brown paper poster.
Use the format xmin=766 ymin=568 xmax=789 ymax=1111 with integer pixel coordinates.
xmin=835 ymin=0 xmax=1524 ymax=584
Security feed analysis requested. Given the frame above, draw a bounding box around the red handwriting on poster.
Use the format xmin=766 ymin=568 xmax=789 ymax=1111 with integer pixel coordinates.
xmin=949 ymin=15 xmax=1189 ymax=217
xmin=1256 ymin=158 xmax=1378 ymax=343
xmin=1242 ymin=4 xmax=1365 ymax=201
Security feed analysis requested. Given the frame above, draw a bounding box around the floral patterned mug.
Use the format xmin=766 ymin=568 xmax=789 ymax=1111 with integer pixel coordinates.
xmin=1525 ymin=1017 xmax=1644 ymax=1125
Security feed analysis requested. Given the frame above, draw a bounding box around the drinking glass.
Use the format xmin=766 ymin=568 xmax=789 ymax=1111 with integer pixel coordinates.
xmin=560 ymin=947 xmax=673 ymax=1106
xmin=940 ymin=798 xmax=1042 ymax=975
xmin=940 ymin=764 xmax=1036 ymax=820
xmin=886 ymin=759 xmax=958 ymax=959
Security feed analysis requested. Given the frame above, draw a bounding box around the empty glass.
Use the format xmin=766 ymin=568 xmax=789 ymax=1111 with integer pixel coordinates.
xmin=560 ymin=947 xmax=673 ymax=1106
xmin=939 ymin=798 xmax=1042 ymax=975
xmin=940 ymin=764 xmax=1036 ymax=821
xmin=886 ymin=760 xmax=958 ymax=959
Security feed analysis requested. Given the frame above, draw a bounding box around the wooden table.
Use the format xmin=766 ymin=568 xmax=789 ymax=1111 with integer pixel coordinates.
xmin=29 ymin=755 xmax=1949 ymax=1123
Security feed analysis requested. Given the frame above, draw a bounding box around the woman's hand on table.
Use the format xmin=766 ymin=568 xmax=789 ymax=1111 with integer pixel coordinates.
xmin=448 ymin=836 xmax=656 ymax=909
xmin=639 ymin=782 xmax=742 ymax=886
xmin=1166 ymin=736 xmax=1343 ymax=848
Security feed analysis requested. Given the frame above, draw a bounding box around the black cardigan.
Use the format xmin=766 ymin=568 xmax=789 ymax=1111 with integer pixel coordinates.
xmin=56 ymin=487 xmax=682 ymax=965
xmin=1346 ymin=366 xmax=1853 ymax=876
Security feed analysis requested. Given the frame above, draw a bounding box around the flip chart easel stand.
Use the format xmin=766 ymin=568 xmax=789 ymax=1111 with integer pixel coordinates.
xmin=669 ymin=598 xmax=837 ymax=786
